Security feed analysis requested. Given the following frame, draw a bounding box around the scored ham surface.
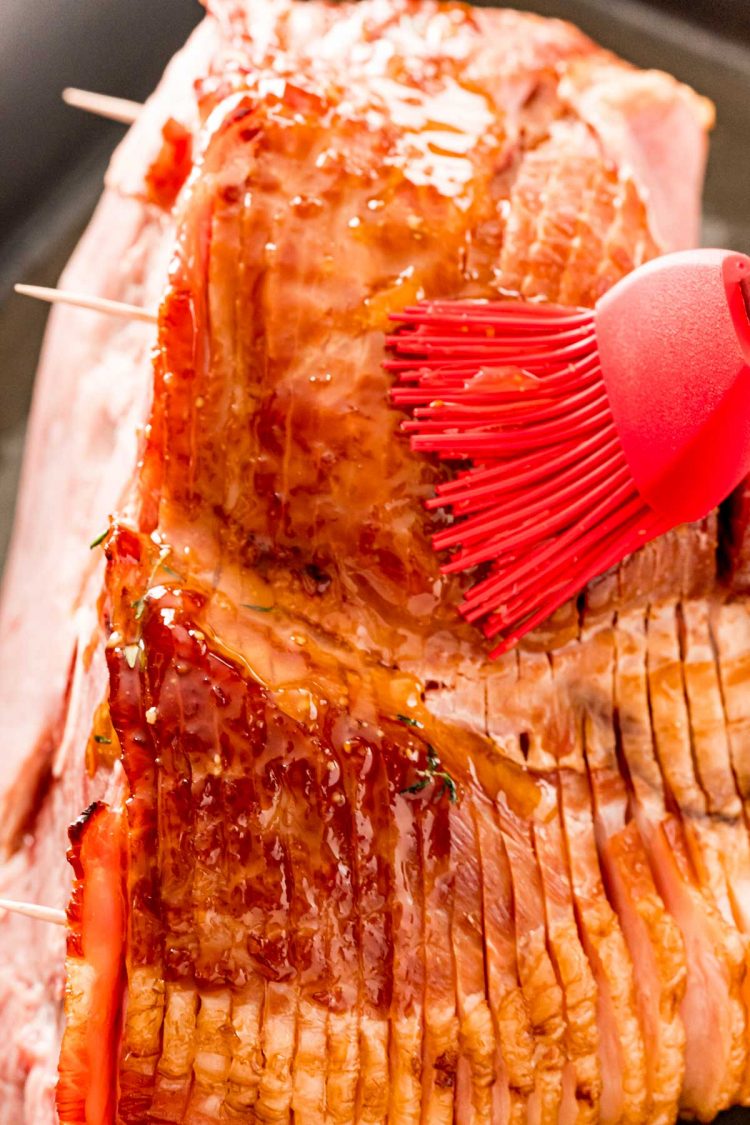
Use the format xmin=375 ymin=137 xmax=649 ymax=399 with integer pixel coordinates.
xmin=3 ymin=0 xmax=747 ymax=1122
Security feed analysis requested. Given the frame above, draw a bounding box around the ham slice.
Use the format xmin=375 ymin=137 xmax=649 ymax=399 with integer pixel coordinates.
xmin=56 ymin=803 xmax=126 ymax=1125
xmin=5 ymin=1 xmax=749 ymax=1123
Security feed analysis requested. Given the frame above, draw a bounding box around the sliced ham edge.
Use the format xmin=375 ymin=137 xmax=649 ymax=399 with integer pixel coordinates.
xmin=56 ymin=802 xmax=126 ymax=1125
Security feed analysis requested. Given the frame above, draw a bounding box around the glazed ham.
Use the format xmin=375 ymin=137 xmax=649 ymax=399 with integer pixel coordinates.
xmin=5 ymin=0 xmax=750 ymax=1122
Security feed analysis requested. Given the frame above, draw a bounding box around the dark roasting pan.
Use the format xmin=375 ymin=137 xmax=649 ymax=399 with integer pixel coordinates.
xmin=0 ymin=2 xmax=749 ymax=1120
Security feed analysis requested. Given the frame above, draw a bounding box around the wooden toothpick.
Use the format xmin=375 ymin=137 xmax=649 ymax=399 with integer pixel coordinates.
xmin=15 ymin=284 xmax=157 ymax=324
xmin=62 ymin=87 xmax=142 ymax=125
xmin=0 ymin=897 xmax=66 ymax=926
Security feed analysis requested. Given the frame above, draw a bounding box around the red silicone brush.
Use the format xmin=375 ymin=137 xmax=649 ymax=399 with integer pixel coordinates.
xmin=387 ymin=249 xmax=750 ymax=656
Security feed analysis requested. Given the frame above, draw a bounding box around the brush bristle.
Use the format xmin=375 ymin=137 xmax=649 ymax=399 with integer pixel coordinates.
xmin=387 ymin=299 xmax=667 ymax=654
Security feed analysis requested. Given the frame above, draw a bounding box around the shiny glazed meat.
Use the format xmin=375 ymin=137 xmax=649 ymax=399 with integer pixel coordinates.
xmin=4 ymin=1 xmax=750 ymax=1122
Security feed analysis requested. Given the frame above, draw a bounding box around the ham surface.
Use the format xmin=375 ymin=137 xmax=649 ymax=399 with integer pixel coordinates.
xmin=5 ymin=1 xmax=750 ymax=1122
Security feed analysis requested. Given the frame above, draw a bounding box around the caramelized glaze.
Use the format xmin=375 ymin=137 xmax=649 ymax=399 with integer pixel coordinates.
xmin=49 ymin=2 xmax=743 ymax=1122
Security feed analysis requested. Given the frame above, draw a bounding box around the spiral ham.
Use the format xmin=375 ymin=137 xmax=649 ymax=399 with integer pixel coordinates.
xmin=5 ymin=2 xmax=750 ymax=1123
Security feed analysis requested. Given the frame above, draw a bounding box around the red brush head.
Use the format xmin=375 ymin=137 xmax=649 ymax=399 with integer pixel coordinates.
xmin=595 ymin=249 xmax=750 ymax=524
xmin=387 ymin=249 xmax=750 ymax=656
